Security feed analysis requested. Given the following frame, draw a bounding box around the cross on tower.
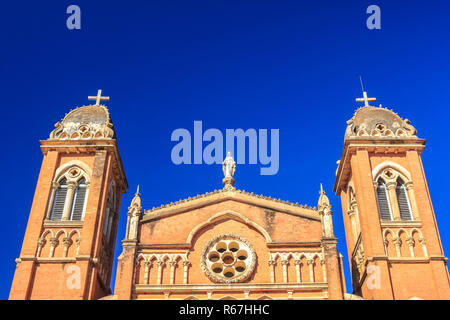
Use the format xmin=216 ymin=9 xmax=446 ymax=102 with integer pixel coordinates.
xmin=356 ymin=91 xmax=376 ymax=107
xmin=88 ymin=89 xmax=110 ymax=106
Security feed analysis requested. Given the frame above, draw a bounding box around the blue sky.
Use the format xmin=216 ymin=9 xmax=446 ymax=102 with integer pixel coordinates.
xmin=0 ymin=1 xmax=449 ymax=298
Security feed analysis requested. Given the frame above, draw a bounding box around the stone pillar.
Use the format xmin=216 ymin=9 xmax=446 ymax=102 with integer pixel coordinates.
xmin=49 ymin=237 xmax=58 ymax=258
xmin=406 ymin=237 xmax=415 ymax=257
xmin=348 ymin=209 xmax=358 ymax=241
xmin=405 ymin=182 xmax=420 ymax=220
xmin=183 ymin=261 xmax=191 ymax=284
xmin=36 ymin=239 xmax=45 ymax=257
xmin=268 ymin=260 xmax=276 ymax=283
xmin=62 ymin=181 xmax=77 ymax=221
xmin=307 ymin=259 xmax=315 ymax=283
xmin=63 ymin=238 xmax=72 ymax=257
xmin=281 ymin=260 xmax=289 ymax=283
xmin=45 ymin=182 xmax=59 ymax=219
xmin=157 ymin=261 xmax=164 ymax=284
xmin=386 ymin=181 xmax=401 ymax=221
xmin=419 ymin=238 xmax=428 ymax=257
xmin=294 ymin=260 xmax=301 ymax=283
xmin=144 ymin=261 xmax=151 ymax=285
xmin=393 ymin=237 xmax=402 ymax=257
xmin=169 ymin=261 xmax=177 ymax=284
xmin=321 ymin=259 xmax=327 ymax=282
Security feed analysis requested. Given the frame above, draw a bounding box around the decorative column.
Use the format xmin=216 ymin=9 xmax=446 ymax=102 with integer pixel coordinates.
xmin=45 ymin=182 xmax=59 ymax=219
xmin=36 ymin=239 xmax=45 ymax=257
xmin=419 ymin=238 xmax=428 ymax=257
xmin=169 ymin=261 xmax=177 ymax=284
xmin=307 ymin=259 xmax=315 ymax=283
xmin=126 ymin=186 xmax=142 ymax=241
xmin=49 ymin=237 xmax=58 ymax=257
xmin=268 ymin=260 xmax=276 ymax=283
xmin=75 ymin=238 xmax=81 ymax=256
xmin=281 ymin=259 xmax=289 ymax=283
xmin=321 ymin=259 xmax=327 ymax=282
xmin=405 ymin=182 xmax=420 ymax=220
xmin=183 ymin=261 xmax=191 ymax=284
xmin=393 ymin=237 xmax=402 ymax=257
xmin=385 ymin=181 xmax=401 ymax=221
xmin=62 ymin=181 xmax=77 ymax=221
xmin=294 ymin=260 xmax=302 ymax=283
xmin=144 ymin=261 xmax=151 ymax=285
xmin=383 ymin=237 xmax=389 ymax=255
xmin=157 ymin=261 xmax=165 ymax=284
xmin=406 ymin=237 xmax=415 ymax=257
xmin=318 ymin=184 xmax=344 ymax=299
xmin=348 ymin=209 xmax=358 ymax=241
xmin=62 ymin=237 xmax=72 ymax=257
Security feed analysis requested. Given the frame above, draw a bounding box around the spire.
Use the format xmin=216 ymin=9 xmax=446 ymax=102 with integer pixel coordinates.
xmin=318 ymin=183 xmax=331 ymax=211
xmin=222 ymin=152 xmax=236 ymax=191
xmin=318 ymin=184 xmax=334 ymax=238
xmin=128 ymin=185 xmax=142 ymax=216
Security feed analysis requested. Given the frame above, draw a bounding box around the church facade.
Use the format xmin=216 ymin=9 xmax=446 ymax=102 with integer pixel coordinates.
xmin=9 ymin=90 xmax=450 ymax=300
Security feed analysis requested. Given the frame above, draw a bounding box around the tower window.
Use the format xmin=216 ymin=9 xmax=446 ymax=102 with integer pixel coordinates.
xmin=376 ymin=179 xmax=392 ymax=221
xmin=70 ymin=178 xmax=87 ymax=221
xmin=396 ymin=179 xmax=413 ymax=221
xmin=50 ymin=178 xmax=67 ymax=221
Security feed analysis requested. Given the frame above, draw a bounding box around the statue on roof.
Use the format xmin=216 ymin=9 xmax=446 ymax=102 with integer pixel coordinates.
xmin=222 ymin=152 xmax=236 ymax=179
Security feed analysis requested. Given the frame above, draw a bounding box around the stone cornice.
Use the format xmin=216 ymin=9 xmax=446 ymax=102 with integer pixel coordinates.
xmin=380 ymin=220 xmax=422 ymax=228
xmin=142 ymin=190 xmax=319 ymax=223
xmin=333 ymin=139 xmax=426 ymax=194
xmin=43 ymin=220 xmax=84 ymax=228
xmin=134 ymin=282 xmax=328 ymax=293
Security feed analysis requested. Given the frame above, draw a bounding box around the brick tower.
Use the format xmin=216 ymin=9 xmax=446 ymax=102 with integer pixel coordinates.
xmin=9 ymin=90 xmax=128 ymax=300
xmin=334 ymin=91 xmax=450 ymax=299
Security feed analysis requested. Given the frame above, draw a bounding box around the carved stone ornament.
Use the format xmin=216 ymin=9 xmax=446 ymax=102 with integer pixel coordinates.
xmin=201 ymin=234 xmax=256 ymax=284
xmin=49 ymin=105 xmax=115 ymax=141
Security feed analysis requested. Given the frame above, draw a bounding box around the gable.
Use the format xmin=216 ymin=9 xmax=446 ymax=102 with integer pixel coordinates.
xmin=138 ymin=199 xmax=322 ymax=245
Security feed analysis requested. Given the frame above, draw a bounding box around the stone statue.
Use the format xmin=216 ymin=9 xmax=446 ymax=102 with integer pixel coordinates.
xmin=222 ymin=152 xmax=236 ymax=179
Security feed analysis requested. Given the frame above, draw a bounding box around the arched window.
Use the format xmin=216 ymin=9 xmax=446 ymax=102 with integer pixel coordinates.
xmin=376 ymin=179 xmax=392 ymax=220
xmin=70 ymin=178 xmax=87 ymax=221
xmin=50 ymin=178 xmax=67 ymax=221
xmin=396 ymin=179 xmax=413 ymax=221
xmin=103 ymin=182 xmax=116 ymax=242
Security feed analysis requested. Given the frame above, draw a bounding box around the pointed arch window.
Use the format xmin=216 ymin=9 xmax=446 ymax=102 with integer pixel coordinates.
xmin=50 ymin=178 xmax=67 ymax=221
xmin=396 ymin=179 xmax=413 ymax=221
xmin=70 ymin=178 xmax=87 ymax=221
xmin=376 ymin=179 xmax=392 ymax=221
xmin=103 ymin=182 xmax=116 ymax=242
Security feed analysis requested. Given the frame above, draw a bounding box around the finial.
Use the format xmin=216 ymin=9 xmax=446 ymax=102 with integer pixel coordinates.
xmin=318 ymin=183 xmax=331 ymax=211
xmin=222 ymin=152 xmax=236 ymax=191
xmin=136 ymin=185 xmax=140 ymax=196
xmin=128 ymin=185 xmax=142 ymax=216
xmin=88 ymin=89 xmax=110 ymax=106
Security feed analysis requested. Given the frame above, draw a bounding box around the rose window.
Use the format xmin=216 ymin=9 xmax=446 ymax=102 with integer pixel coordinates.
xmin=201 ymin=234 xmax=256 ymax=283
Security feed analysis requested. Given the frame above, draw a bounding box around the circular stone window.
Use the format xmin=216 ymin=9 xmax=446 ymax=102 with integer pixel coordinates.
xmin=201 ymin=234 xmax=256 ymax=283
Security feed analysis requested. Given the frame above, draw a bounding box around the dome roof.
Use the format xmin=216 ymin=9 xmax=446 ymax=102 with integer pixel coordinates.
xmin=49 ymin=105 xmax=116 ymax=140
xmin=344 ymin=106 xmax=417 ymax=139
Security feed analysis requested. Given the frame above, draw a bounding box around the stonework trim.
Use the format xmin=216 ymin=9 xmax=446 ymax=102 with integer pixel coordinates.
xmin=186 ymin=210 xmax=272 ymax=244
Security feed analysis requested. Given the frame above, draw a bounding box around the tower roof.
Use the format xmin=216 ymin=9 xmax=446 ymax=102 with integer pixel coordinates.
xmin=345 ymin=105 xmax=418 ymax=139
xmin=49 ymin=104 xmax=116 ymax=140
